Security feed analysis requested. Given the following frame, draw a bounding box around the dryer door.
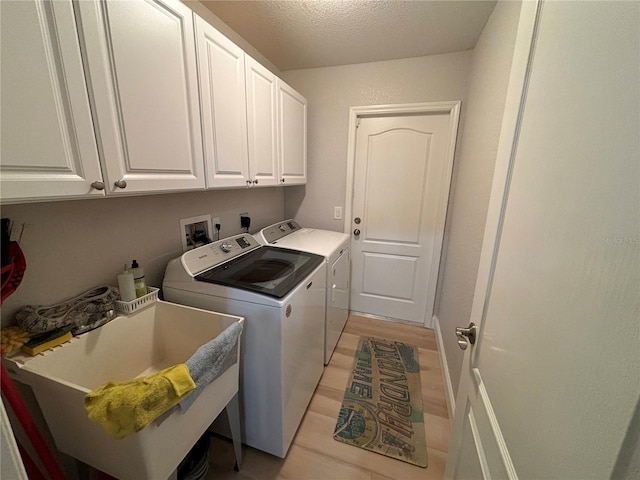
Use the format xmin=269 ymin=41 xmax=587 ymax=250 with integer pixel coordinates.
xmin=326 ymin=247 xmax=350 ymax=364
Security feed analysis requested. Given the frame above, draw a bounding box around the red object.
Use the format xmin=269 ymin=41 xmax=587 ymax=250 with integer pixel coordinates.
xmin=1 ymin=364 xmax=66 ymax=480
xmin=1 ymin=241 xmax=26 ymax=305
xmin=17 ymin=443 xmax=47 ymax=480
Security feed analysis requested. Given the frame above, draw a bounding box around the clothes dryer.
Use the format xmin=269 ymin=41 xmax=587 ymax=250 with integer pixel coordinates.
xmin=255 ymin=220 xmax=350 ymax=364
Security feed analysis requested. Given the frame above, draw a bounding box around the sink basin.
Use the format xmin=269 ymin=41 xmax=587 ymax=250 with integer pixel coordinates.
xmin=3 ymin=300 xmax=243 ymax=480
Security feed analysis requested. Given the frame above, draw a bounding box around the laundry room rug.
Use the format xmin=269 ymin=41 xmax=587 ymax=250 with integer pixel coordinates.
xmin=333 ymin=336 xmax=427 ymax=467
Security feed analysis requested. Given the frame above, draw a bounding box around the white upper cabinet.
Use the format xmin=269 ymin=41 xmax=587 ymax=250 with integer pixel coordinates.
xmin=194 ymin=17 xmax=281 ymax=189
xmin=76 ymin=0 xmax=205 ymax=194
xmin=194 ymin=15 xmax=250 ymax=188
xmin=277 ymin=80 xmax=307 ymax=186
xmin=1 ymin=1 xmax=306 ymax=204
xmin=245 ymin=56 xmax=279 ymax=187
xmin=0 ymin=0 xmax=105 ymax=203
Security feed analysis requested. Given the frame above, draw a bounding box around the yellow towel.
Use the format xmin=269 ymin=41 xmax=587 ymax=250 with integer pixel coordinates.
xmin=84 ymin=364 xmax=195 ymax=439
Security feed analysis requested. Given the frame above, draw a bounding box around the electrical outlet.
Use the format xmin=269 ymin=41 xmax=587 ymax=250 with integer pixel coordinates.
xmin=211 ymin=216 xmax=221 ymax=240
xmin=239 ymin=212 xmax=250 ymax=231
xmin=180 ymin=214 xmax=214 ymax=252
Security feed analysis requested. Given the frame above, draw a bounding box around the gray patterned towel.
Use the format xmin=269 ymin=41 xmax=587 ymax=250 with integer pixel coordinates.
xmin=180 ymin=321 xmax=243 ymax=411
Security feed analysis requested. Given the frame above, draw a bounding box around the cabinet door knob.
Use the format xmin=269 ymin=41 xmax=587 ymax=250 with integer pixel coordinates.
xmin=246 ymin=180 xmax=252 ymax=186
xmin=253 ymin=179 xmax=259 ymax=185
xmin=281 ymin=178 xmax=286 ymax=183
xmin=91 ymin=181 xmax=105 ymax=191
xmin=114 ymin=179 xmax=127 ymax=189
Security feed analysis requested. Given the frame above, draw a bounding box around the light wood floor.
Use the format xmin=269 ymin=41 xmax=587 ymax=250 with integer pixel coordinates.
xmin=205 ymin=314 xmax=450 ymax=480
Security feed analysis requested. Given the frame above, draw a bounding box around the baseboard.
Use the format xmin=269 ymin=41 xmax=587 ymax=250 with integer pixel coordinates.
xmin=349 ymin=310 xmax=423 ymax=327
xmin=433 ymin=314 xmax=456 ymax=426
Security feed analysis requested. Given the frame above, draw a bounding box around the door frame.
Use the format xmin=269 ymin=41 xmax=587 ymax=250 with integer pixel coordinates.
xmin=343 ymin=102 xmax=461 ymax=328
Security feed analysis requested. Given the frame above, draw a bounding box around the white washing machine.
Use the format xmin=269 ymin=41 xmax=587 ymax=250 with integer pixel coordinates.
xmin=163 ymin=233 xmax=326 ymax=458
xmin=255 ymin=220 xmax=350 ymax=364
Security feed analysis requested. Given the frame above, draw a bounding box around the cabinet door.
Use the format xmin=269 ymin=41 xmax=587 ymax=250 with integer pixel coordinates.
xmin=194 ymin=15 xmax=250 ymax=189
xmin=245 ymin=57 xmax=279 ymax=187
xmin=76 ymin=0 xmax=205 ymax=194
xmin=277 ymin=80 xmax=307 ymax=186
xmin=0 ymin=0 xmax=104 ymax=202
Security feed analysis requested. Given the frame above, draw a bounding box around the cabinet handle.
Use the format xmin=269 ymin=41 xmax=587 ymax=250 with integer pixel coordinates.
xmin=246 ymin=180 xmax=252 ymax=187
xmin=114 ymin=179 xmax=127 ymax=189
xmin=281 ymin=178 xmax=286 ymax=183
xmin=253 ymin=179 xmax=259 ymax=185
xmin=91 ymin=181 xmax=105 ymax=191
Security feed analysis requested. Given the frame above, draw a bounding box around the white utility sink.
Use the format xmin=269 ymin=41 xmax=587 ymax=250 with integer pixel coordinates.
xmin=3 ymin=300 xmax=243 ymax=480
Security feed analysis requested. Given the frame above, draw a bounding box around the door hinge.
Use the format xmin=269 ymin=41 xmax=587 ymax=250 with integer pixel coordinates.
xmin=356 ymin=117 xmax=361 ymax=128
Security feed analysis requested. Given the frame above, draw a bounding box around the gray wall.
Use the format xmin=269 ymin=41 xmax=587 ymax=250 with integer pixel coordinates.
xmin=281 ymin=51 xmax=472 ymax=231
xmin=1 ymin=188 xmax=284 ymax=326
xmin=435 ymin=0 xmax=522 ymax=396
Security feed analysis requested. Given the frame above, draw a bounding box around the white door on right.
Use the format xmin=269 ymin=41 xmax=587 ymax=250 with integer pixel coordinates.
xmin=350 ymin=111 xmax=458 ymax=324
xmin=447 ymin=1 xmax=640 ymax=478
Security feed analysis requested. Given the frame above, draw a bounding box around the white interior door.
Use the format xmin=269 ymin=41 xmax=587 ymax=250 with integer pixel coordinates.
xmin=447 ymin=1 xmax=640 ymax=478
xmin=349 ymin=106 xmax=459 ymax=324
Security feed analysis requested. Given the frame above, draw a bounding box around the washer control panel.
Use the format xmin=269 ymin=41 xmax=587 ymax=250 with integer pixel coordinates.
xmin=181 ymin=234 xmax=260 ymax=276
xmin=259 ymin=220 xmax=301 ymax=244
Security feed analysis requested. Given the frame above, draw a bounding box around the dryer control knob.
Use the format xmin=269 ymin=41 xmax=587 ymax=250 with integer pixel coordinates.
xmin=220 ymin=242 xmax=234 ymax=253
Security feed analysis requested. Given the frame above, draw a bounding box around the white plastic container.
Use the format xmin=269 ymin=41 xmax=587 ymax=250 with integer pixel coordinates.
xmin=117 ymin=266 xmax=136 ymax=302
xmin=3 ymin=301 xmax=243 ymax=480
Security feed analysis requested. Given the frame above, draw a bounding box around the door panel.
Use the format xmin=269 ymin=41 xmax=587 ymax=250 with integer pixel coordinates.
xmin=195 ymin=15 xmax=249 ymax=188
xmin=245 ymin=56 xmax=279 ymax=186
xmin=277 ymin=80 xmax=307 ymax=185
xmin=107 ymin=0 xmax=193 ymax=172
xmin=365 ymin=131 xmax=431 ymax=244
xmin=0 ymin=0 xmax=104 ymax=201
xmin=350 ymin=111 xmax=458 ymax=323
xmin=361 ymin=253 xmax=417 ymax=300
xmin=77 ymin=0 xmax=204 ymax=193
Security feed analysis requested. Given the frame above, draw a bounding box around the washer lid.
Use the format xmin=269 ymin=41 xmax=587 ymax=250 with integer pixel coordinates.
xmin=195 ymin=246 xmax=323 ymax=298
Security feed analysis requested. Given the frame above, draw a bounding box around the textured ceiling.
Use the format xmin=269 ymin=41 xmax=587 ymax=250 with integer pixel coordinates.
xmin=201 ymin=0 xmax=497 ymax=71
